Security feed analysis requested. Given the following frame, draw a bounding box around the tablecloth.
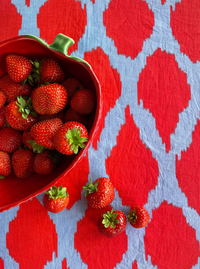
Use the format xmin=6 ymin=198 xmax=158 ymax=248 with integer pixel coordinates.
xmin=0 ymin=0 xmax=200 ymax=268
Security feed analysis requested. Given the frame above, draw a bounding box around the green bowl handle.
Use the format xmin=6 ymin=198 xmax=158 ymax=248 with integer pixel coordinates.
xmin=24 ymin=33 xmax=90 ymax=67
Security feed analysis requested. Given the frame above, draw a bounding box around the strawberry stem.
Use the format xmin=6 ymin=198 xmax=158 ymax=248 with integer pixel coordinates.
xmin=83 ymin=178 xmax=99 ymax=196
xmin=66 ymin=127 xmax=88 ymax=154
xmin=31 ymin=59 xmax=44 ymax=83
xmin=27 ymin=140 xmax=45 ymax=153
xmin=102 ymin=209 xmax=119 ymax=228
xmin=127 ymin=209 xmax=137 ymax=224
xmin=45 ymin=185 xmax=69 ymax=200
xmin=16 ymin=96 xmax=37 ymax=119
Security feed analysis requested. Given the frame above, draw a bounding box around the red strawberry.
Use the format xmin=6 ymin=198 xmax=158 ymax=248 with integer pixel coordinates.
xmin=64 ymin=107 xmax=88 ymax=127
xmin=97 ymin=209 xmax=127 ymax=238
xmin=38 ymin=110 xmax=65 ymax=122
xmin=0 ymin=105 xmax=6 ymax=128
xmin=6 ymin=54 xmax=32 ymax=83
xmin=0 ymin=151 xmax=12 ymax=178
xmin=12 ymin=149 xmax=35 ymax=178
xmin=32 ymin=83 xmax=68 ymax=115
xmin=0 ymin=127 xmax=22 ymax=153
xmin=0 ymin=74 xmax=31 ymax=103
xmin=32 ymin=58 xmax=65 ymax=84
xmin=70 ymin=89 xmax=96 ymax=115
xmin=127 ymin=205 xmax=150 ymax=228
xmin=53 ymin=121 xmax=88 ymax=155
xmin=83 ymin=177 xmax=115 ymax=209
xmin=6 ymin=97 xmax=38 ymax=131
xmin=62 ymin=78 xmax=84 ymax=103
xmin=30 ymin=118 xmax=63 ymax=150
xmin=22 ymin=131 xmax=45 ymax=153
xmin=34 ymin=150 xmax=55 ymax=175
xmin=43 ymin=185 xmax=69 ymax=213
xmin=0 ymin=91 xmax=6 ymax=108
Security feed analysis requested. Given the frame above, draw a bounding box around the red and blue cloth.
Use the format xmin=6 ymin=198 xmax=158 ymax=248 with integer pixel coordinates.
xmin=0 ymin=0 xmax=200 ymax=268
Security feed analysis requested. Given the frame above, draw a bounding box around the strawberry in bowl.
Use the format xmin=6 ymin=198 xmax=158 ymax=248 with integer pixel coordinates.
xmin=0 ymin=33 xmax=101 ymax=212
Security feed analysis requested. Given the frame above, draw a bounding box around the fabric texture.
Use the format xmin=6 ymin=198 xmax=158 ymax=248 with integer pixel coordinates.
xmin=0 ymin=0 xmax=200 ymax=268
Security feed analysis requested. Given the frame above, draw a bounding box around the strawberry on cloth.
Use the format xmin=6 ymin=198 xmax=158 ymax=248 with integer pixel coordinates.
xmin=6 ymin=54 xmax=32 ymax=83
xmin=0 ymin=74 xmax=31 ymax=103
xmin=30 ymin=118 xmax=63 ymax=150
xmin=97 ymin=209 xmax=127 ymax=238
xmin=127 ymin=205 xmax=150 ymax=228
xmin=43 ymin=185 xmax=69 ymax=213
xmin=83 ymin=177 xmax=115 ymax=209
xmin=6 ymin=96 xmax=38 ymax=131
xmin=53 ymin=121 xmax=88 ymax=155
xmin=0 ymin=151 xmax=12 ymax=178
xmin=12 ymin=148 xmax=35 ymax=178
xmin=70 ymin=89 xmax=96 ymax=115
xmin=32 ymin=83 xmax=68 ymax=115
xmin=0 ymin=127 xmax=22 ymax=154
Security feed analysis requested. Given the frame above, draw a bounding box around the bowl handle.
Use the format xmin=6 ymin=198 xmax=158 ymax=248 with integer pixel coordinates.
xmin=24 ymin=33 xmax=91 ymax=67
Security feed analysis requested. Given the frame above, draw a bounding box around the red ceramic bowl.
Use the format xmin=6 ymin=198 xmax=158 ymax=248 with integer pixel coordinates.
xmin=0 ymin=34 xmax=101 ymax=212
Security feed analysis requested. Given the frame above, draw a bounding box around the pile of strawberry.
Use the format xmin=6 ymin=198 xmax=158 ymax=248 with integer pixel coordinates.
xmin=0 ymin=54 xmax=96 ymax=179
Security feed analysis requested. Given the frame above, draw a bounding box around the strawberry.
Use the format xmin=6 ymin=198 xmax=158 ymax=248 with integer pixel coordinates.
xmin=6 ymin=54 xmax=32 ymax=83
xmin=43 ymin=185 xmax=69 ymax=213
xmin=32 ymin=58 xmax=65 ymax=84
xmin=83 ymin=177 xmax=115 ymax=209
xmin=30 ymin=118 xmax=63 ymax=150
xmin=5 ymin=96 xmax=38 ymax=131
xmin=97 ymin=209 xmax=127 ymax=238
xmin=64 ymin=108 xmax=88 ymax=127
xmin=0 ymin=105 xmax=6 ymax=128
xmin=0 ymin=151 xmax=12 ymax=178
xmin=12 ymin=149 xmax=35 ymax=178
xmin=38 ymin=110 xmax=64 ymax=122
xmin=22 ymin=131 xmax=45 ymax=153
xmin=53 ymin=121 xmax=88 ymax=155
xmin=70 ymin=89 xmax=96 ymax=115
xmin=0 ymin=74 xmax=31 ymax=103
xmin=32 ymin=83 xmax=68 ymax=115
xmin=62 ymin=78 xmax=84 ymax=103
xmin=127 ymin=205 xmax=150 ymax=228
xmin=0 ymin=127 xmax=22 ymax=154
xmin=34 ymin=150 xmax=55 ymax=175
xmin=0 ymin=90 xmax=6 ymax=108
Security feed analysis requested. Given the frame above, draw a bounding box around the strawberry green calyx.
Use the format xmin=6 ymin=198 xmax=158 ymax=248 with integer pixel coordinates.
xmin=22 ymin=74 xmax=34 ymax=86
xmin=16 ymin=96 xmax=38 ymax=119
xmin=66 ymin=127 xmax=88 ymax=154
xmin=46 ymin=185 xmax=69 ymax=200
xmin=102 ymin=209 xmax=120 ymax=228
xmin=27 ymin=140 xmax=45 ymax=153
xmin=127 ymin=209 xmax=137 ymax=224
xmin=83 ymin=178 xmax=100 ymax=197
xmin=0 ymin=175 xmax=4 ymax=179
xmin=31 ymin=59 xmax=44 ymax=82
